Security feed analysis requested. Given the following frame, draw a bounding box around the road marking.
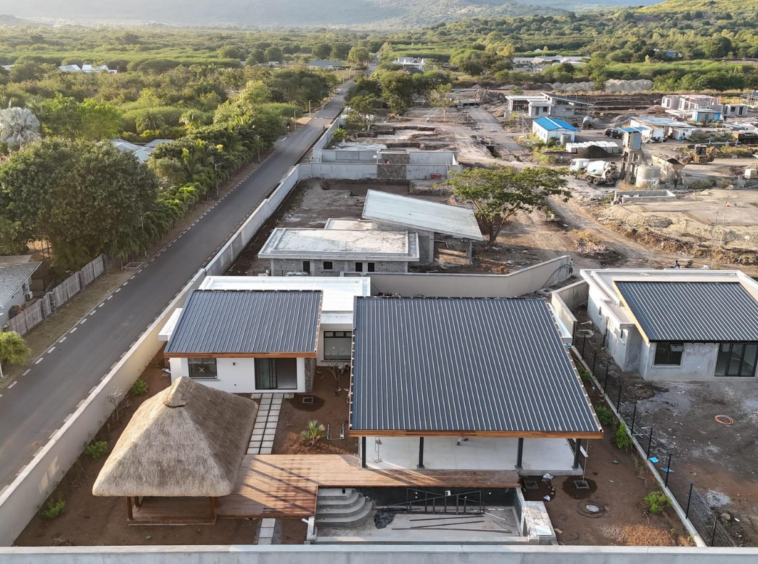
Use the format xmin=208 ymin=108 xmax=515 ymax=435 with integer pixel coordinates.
xmin=110 ymin=363 xmax=117 ymax=370
xmin=47 ymin=347 xmax=56 ymax=353
xmin=89 ymin=386 xmax=97 ymax=394
xmin=63 ymin=414 xmax=72 ymax=423
xmin=22 ymin=369 xmax=31 ymax=376
xmin=115 ymin=288 xmax=121 ymax=293
xmin=107 ymin=295 xmax=113 ymax=300
xmin=35 ymin=358 xmax=44 ymax=364
xmin=49 ymin=430 xmax=58 ymax=440
xmin=8 ymin=382 xmax=17 ymax=389
xmin=130 ymin=276 xmax=135 ymax=280
xmin=122 ymin=282 xmax=128 ymax=286
xmin=58 ymin=336 xmax=66 ymax=343
xmin=98 ymin=303 xmax=104 ymax=308
xmin=80 ymin=318 xmax=87 ymax=324
xmin=76 ymin=400 xmax=85 ymax=408
xmin=70 ymin=327 xmax=77 ymax=333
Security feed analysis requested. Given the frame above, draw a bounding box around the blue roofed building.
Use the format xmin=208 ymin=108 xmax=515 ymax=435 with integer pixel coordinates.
xmin=532 ymin=117 xmax=579 ymax=144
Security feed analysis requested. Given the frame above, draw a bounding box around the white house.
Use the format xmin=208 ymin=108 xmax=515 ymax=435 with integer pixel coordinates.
xmin=160 ymin=277 xmax=371 ymax=394
xmin=582 ymin=268 xmax=758 ymax=381
xmin=393 ymin=57 xmax=428 ymax=71
xmin=0 ymin=256 xmax=41 ymax=327
xmin=532 ymin=117 xmax=578 ymax=143
xmin=628 ymin=117 xmax=695 ymax=141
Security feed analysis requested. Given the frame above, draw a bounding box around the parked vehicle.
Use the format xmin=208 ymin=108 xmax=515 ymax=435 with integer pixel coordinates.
xmin=575 ymin=160 xmax=620 ymax=185
xmin=604 ymin=128 xmax=622 ymax=139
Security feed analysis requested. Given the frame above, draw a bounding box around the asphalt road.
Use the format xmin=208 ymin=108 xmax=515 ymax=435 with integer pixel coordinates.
xmin=0 ymin=90 xmax=349 ymax=490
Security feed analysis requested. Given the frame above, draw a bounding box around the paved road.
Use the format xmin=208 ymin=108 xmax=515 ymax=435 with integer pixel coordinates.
xmin=0 ymin=91 xmax=349 ymax=490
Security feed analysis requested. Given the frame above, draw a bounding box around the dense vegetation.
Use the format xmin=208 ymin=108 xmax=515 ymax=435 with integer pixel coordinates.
xmin=382 ymin=0 xmax=758 ymax=90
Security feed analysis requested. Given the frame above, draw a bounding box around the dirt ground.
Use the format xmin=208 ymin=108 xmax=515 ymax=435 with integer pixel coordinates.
xmin=15 ymin=352 xmax=261 ymax=547
xmin=523 ymin=381 xmax=692 ymax=547
xmin=273 ymin=366 xmax=358 ymax=456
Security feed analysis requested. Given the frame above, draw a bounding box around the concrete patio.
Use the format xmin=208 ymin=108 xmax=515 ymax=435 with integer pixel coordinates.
xmin=365 ymin=437 xmax=582 ymax=476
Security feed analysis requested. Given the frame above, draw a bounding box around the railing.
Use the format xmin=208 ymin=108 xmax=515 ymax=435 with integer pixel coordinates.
xmin=6 ymin=255 xmax=106 ymax=336
xmin=386 ymin=489 xmax=485 ymax=515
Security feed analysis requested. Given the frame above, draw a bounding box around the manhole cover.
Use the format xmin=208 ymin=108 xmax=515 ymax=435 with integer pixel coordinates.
xmin=577 ymin=500 xmax=607 ymax=518
xmin=586 ymin=504 xmax=601 ymax=514
xmin=302 ymin=396 xmax=314 ymax=404
xmin=574 ymin=480 xmax=590 ymax=490
xmin=524 ymin=480 xmax=539 ymax=490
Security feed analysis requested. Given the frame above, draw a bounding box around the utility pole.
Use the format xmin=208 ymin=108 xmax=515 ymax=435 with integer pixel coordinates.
xmin=308 ymin=100 xmax=312 ymax=116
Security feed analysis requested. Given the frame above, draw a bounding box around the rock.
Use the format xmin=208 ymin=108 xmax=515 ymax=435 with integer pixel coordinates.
xmin=586 ymin=504 xmax=601 ymax=514
xmin=721 ymin=512 xmax=732 ymax=522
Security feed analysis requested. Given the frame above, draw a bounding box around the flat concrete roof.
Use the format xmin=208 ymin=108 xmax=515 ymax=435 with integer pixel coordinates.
xmin=362 ymin=190 xmax=483 ymax=241
xmin=324 ymin=218 xmax=374 ymax=230
xmin=259 ymin=228 xmax=420 ymax=262
xmin=200 ymin=276 xmax=371 ymax=315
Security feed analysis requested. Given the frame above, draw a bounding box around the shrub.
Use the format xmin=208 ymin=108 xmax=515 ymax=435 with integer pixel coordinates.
xmin=41 ymin=498 xmax=65 ymax=519
xmin=130 ymin=379 xmax=149 ymax=396
xmin=595 ymin=405 xmax=614 ymax=427
xmin=644 ymin=490 xmax=669 ymax=514
xmin=615 ymin=423 xmax=631 ymax=450
xmin=300 ymin=420 xmax=326 ymax=446
xmin=578 ymin=368 xmax=592 ymax=383
xmin=84 ymin=440 xmax=109 ymax=460
xmin=331 ymin=128 xmax=348 ymax=143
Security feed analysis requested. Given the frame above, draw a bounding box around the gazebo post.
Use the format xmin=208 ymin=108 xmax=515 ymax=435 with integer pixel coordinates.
xmin=516 ymin=438 xmax=524 ymax=470
xmin=126 ymin=497 xmax=133 ymax=521
xmin=573 ymin=439 xmax=583 ymax=470
xmin=209 ymin=497 xmax=216 ymax=520
xmin=417 ymin=437 xmax=425 ymax=469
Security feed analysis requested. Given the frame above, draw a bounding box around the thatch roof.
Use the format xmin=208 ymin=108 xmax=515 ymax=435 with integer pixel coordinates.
xmin=93 ymin=377 xmax=257 ymax=498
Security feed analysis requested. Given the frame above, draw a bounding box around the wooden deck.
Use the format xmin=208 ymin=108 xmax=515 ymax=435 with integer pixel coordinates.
xmin=215 ymin=454 xmax=520 ymax=519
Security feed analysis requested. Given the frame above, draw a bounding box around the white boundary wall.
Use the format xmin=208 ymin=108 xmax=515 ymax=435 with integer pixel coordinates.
xmin=550 ymin=280 xmax=589 ymax=338
xmin=370 ymin=256 xmax=574 ymax=298
xmin=1 ymin=545 xmax=756 ymax=563
xmin=311 ymin=116 xmax=346 ymax=162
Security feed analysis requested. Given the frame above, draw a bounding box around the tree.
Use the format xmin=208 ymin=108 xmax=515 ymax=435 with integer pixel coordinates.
xmin=264 ymin=46 xmax=283 ymax=63
xmin=312 ymin=43 xmax=332 ymax=60
xmin=0 ymin=139 xmax=159 ymax=268
xmin=0 ymin=332 xmax=30 ymax=367
xmin=0 ymin=107 xmax=41 ymax=148
xmin=378 ymin=71 xmax=415 ymax=115
xmin=331 ymin=43 xmax=350 ymax=60
xmin=441 ymin=167 xmax=570 ymax=244
xmin=248 ymin=49 xmax=266 ymax=65
xmin=78 ymin=99 xmax=122 ymax=141
xmin=38 ymin=94 xmax=82 ymax=138
xmin=347 ymin=95 xmax=378 ymax=129
xmin=348 ymin=46 xmax=371 ymax=66
xmin=428 ymin=84 xmax=454 ymax=118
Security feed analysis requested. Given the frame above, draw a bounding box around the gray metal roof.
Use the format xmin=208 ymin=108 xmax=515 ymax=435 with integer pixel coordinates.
xmin=350 ymin=297 xmax=600 ymax=435
xmin=165 ymin=290 xmax=322 ymax=356
xmin=616 ymin=281 xmax=758 ymax=342
xmin=0 ymin=262 xmax=41 ymax=306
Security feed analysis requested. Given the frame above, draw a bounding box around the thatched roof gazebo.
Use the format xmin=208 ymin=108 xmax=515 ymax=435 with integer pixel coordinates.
xmin=93 ymin=377 xmax=257 ymax=524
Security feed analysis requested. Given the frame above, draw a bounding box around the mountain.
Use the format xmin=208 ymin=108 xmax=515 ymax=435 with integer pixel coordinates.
xmin=639 ymin=0 xmax=757 ymax=14
xmin=1 ymin=0 xmax=665 ymax=28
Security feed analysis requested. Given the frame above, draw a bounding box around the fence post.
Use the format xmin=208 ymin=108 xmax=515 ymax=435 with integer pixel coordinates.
xmin=665 ymin=454 xmax=672 ymax=488
xmin=592 ymin=351 xmax=597 ymax=376
xmin=647 ymin=427 xmax=654 ymax=459
xmin=581 ymin=334 xmax=586 ymax=356
xmin=631 ymin=402 xmax=637 ymax=435
xmin=604 ymin=364 xmax=609 ymax=393
xmin=711 ymin=518 xmax=718 ymax=547
xmin=686 ymin=483 xmax=693 ymax=519
xmin=616 ymin=383 xmax=623 ymax=411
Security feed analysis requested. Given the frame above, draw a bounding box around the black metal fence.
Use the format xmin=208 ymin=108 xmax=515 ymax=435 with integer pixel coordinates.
xmin=574 ymin=331 xmax=735 ymax=548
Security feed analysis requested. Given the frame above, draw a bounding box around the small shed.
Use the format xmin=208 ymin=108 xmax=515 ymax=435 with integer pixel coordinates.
xmin=93 ymin=377 xmax=257 ymax=524
xmin=532 ymin=117 xmax=579 ymax=144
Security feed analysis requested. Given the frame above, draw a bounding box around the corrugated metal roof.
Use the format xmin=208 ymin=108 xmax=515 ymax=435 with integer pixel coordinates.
xmin=533 ymin=117 xmax=579 ymax=132
xmin=165 ymin=290 xmax=322 ymax=355
xmin=351 ymin=298 xmax=600 ymax=435
xmin=362 ymin=190 xmax=483 ymax=241
xmin=0 ymin=262 xmax=41 ymax=306
xmin=616 ymin=281 xmax=758 ymax=342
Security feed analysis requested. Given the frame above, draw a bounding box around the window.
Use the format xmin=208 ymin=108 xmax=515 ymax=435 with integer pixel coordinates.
xmin=188 ymin=358 xmax=218 ymax=379
xmin=367 ymin=262 xmax=375 ymax=273
xmin=716 ymin=343 xmax=757 ymax=377
xmin=355 ymin=262 xmax=363 ymax=272
xmin=255 ymin=358 xmax=298 ymax=390
xmin=654 ymin=342 xmax=684 ymax=366
xmin=324 ymin=331 xmax=352 ymax=361
xmin=302 ymin=261 xmax=311 ymax=274
xmin=323 ymin=261 xmax=333 ymax=271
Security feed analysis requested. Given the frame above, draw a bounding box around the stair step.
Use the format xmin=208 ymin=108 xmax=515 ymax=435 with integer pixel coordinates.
xmin=315 ymin=501 xmax=373 ymax=527
xmin=317 ymin=498 xmax=368 ymax=519
xmin=317 ymin=490 xmax=361 ymax=507
xmin=318 ymin=488 xmax=355 ymax=499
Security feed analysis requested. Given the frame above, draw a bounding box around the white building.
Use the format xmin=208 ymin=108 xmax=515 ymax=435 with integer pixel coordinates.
xmin=532 ymin=117 xmax=578 ymax=143
xmin=582 ymin=268 xmax=758 ymax=381
xmin=0 ymin=257 xmax=41 ymax=327
xmin=627 ymin=117 xmax=695 ymax=141
xmin=161 ymin=277 xmax=371 ymax=394
xmin=506 ymin=93 xmax=591 ymax=118
xmin=393 ymin=57 xmax=428 ymax=71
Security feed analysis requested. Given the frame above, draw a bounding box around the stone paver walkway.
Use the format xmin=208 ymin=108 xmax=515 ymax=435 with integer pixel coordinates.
xmin=248 ymin=394 xmax=283 ymax=455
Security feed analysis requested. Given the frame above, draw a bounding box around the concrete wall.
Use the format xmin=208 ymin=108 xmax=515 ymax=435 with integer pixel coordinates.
xmin=2 ymin=545 xmax=757 ymax=563
xmin=170 ymin=357 xmax=307 ymax=394
xmin=301 ymin=162 xmax=378 ymax=180
xmin=640 ymin=342 xmax=719 ymax=381
xmin=0 ymin=269 xmax=206 ymax=547
xmin=550 ymin=280 xmax=588 ymax=337
xmin=270 ymin=258 xmax=408 ymax=276
xmin=371 ymin=256 xmax=573 ymax=298
xmin=319 ymin=150 xmax=378 ymax=162
xmin=311 ymin=115 xmax=345 ymax=162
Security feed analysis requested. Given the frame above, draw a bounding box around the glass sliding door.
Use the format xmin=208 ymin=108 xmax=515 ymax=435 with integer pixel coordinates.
xmin=255 ymin=358 xmax=277 ymax=389
xmin=716 ymin=343 xmax=758 ymax=377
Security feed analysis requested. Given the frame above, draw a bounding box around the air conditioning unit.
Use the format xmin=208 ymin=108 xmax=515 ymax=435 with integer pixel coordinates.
xmin=25 ymin=291 xmax=34 ymax=301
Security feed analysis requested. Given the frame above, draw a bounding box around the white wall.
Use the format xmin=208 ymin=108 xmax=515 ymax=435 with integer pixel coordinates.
xmin=301 ymin=162 xmax=378 ymax=179
xmin=1 ymin=283 xmax=28 ymax=326
xmin=640 ymin=342 xmax=718 ymax=381
xmin=550 ymin=280 xmax=588 ymax=337
xmin=170 ymin=357 xmax=307 ymax=394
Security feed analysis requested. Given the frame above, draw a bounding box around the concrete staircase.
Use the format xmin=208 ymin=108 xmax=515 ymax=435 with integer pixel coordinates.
xmin=315 ymin=488 xmax=373 ymax=528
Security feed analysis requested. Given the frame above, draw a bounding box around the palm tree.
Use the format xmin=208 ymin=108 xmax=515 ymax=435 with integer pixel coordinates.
xmin=300 ymin=420 xmax=326 ymax=446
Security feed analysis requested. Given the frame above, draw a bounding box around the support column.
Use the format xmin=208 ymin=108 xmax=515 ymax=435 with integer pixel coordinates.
xmin=361 ymin=437 xmax=367 ymax=468
xmin=126 ymin=497 xmax=133 ymax=521
xmin=573 ymin=438 xmax=583 ymax=470
xmin=516 ymin=438 xmax=524 ymax=470
xmin=418 ymin=437 xmax=425 ymax=469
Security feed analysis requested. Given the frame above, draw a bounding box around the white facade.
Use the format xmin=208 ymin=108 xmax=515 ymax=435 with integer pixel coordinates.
xmin=532 ymin=119 xmax=577 ymax=143
xmin=582 ymin=268 xmax=758 ymax=381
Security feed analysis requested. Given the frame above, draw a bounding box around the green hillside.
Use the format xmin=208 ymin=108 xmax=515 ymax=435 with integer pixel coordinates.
xmin=640 ymin=0 xmax=758 ymax=14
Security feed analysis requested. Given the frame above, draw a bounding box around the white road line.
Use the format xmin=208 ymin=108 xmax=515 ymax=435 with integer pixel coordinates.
xmin=47 ymin=347 xmax=56 ymax=353
xmin=63 ymin=414 xmax=72 ymax=423
xmin=70 ymin=327 xmax=77 ymax=333
xmin=115 ymin=288 xmax=121 ymax=293
xmin=98 ymin=303 xmax=104 ymax=308
xmin=76 ymin=400 xmax=85 ymax=408
xmin=35 ymin=358 xmax=44 ymax=364
xmin=90 ymin=310 xmax=97 ymax=316
xmin=89 ymin=387 xmax=97 ymax=394
xmin=59 ymin=336 xmax=67 ymax=343
xmin=122 ymin=282 xmax=128 ymax=286
xmin=8 ymin=382 xmax=17 ymax=389
xmin=107 ymin=295 xmax=113 ymax=300
xmin=80 ymin=318 xmax=87 ymax=324
xmin=22 ymin=369 xmax=30 ymax=376
xmin=49 ymin=430 xmax=57 ymax=439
